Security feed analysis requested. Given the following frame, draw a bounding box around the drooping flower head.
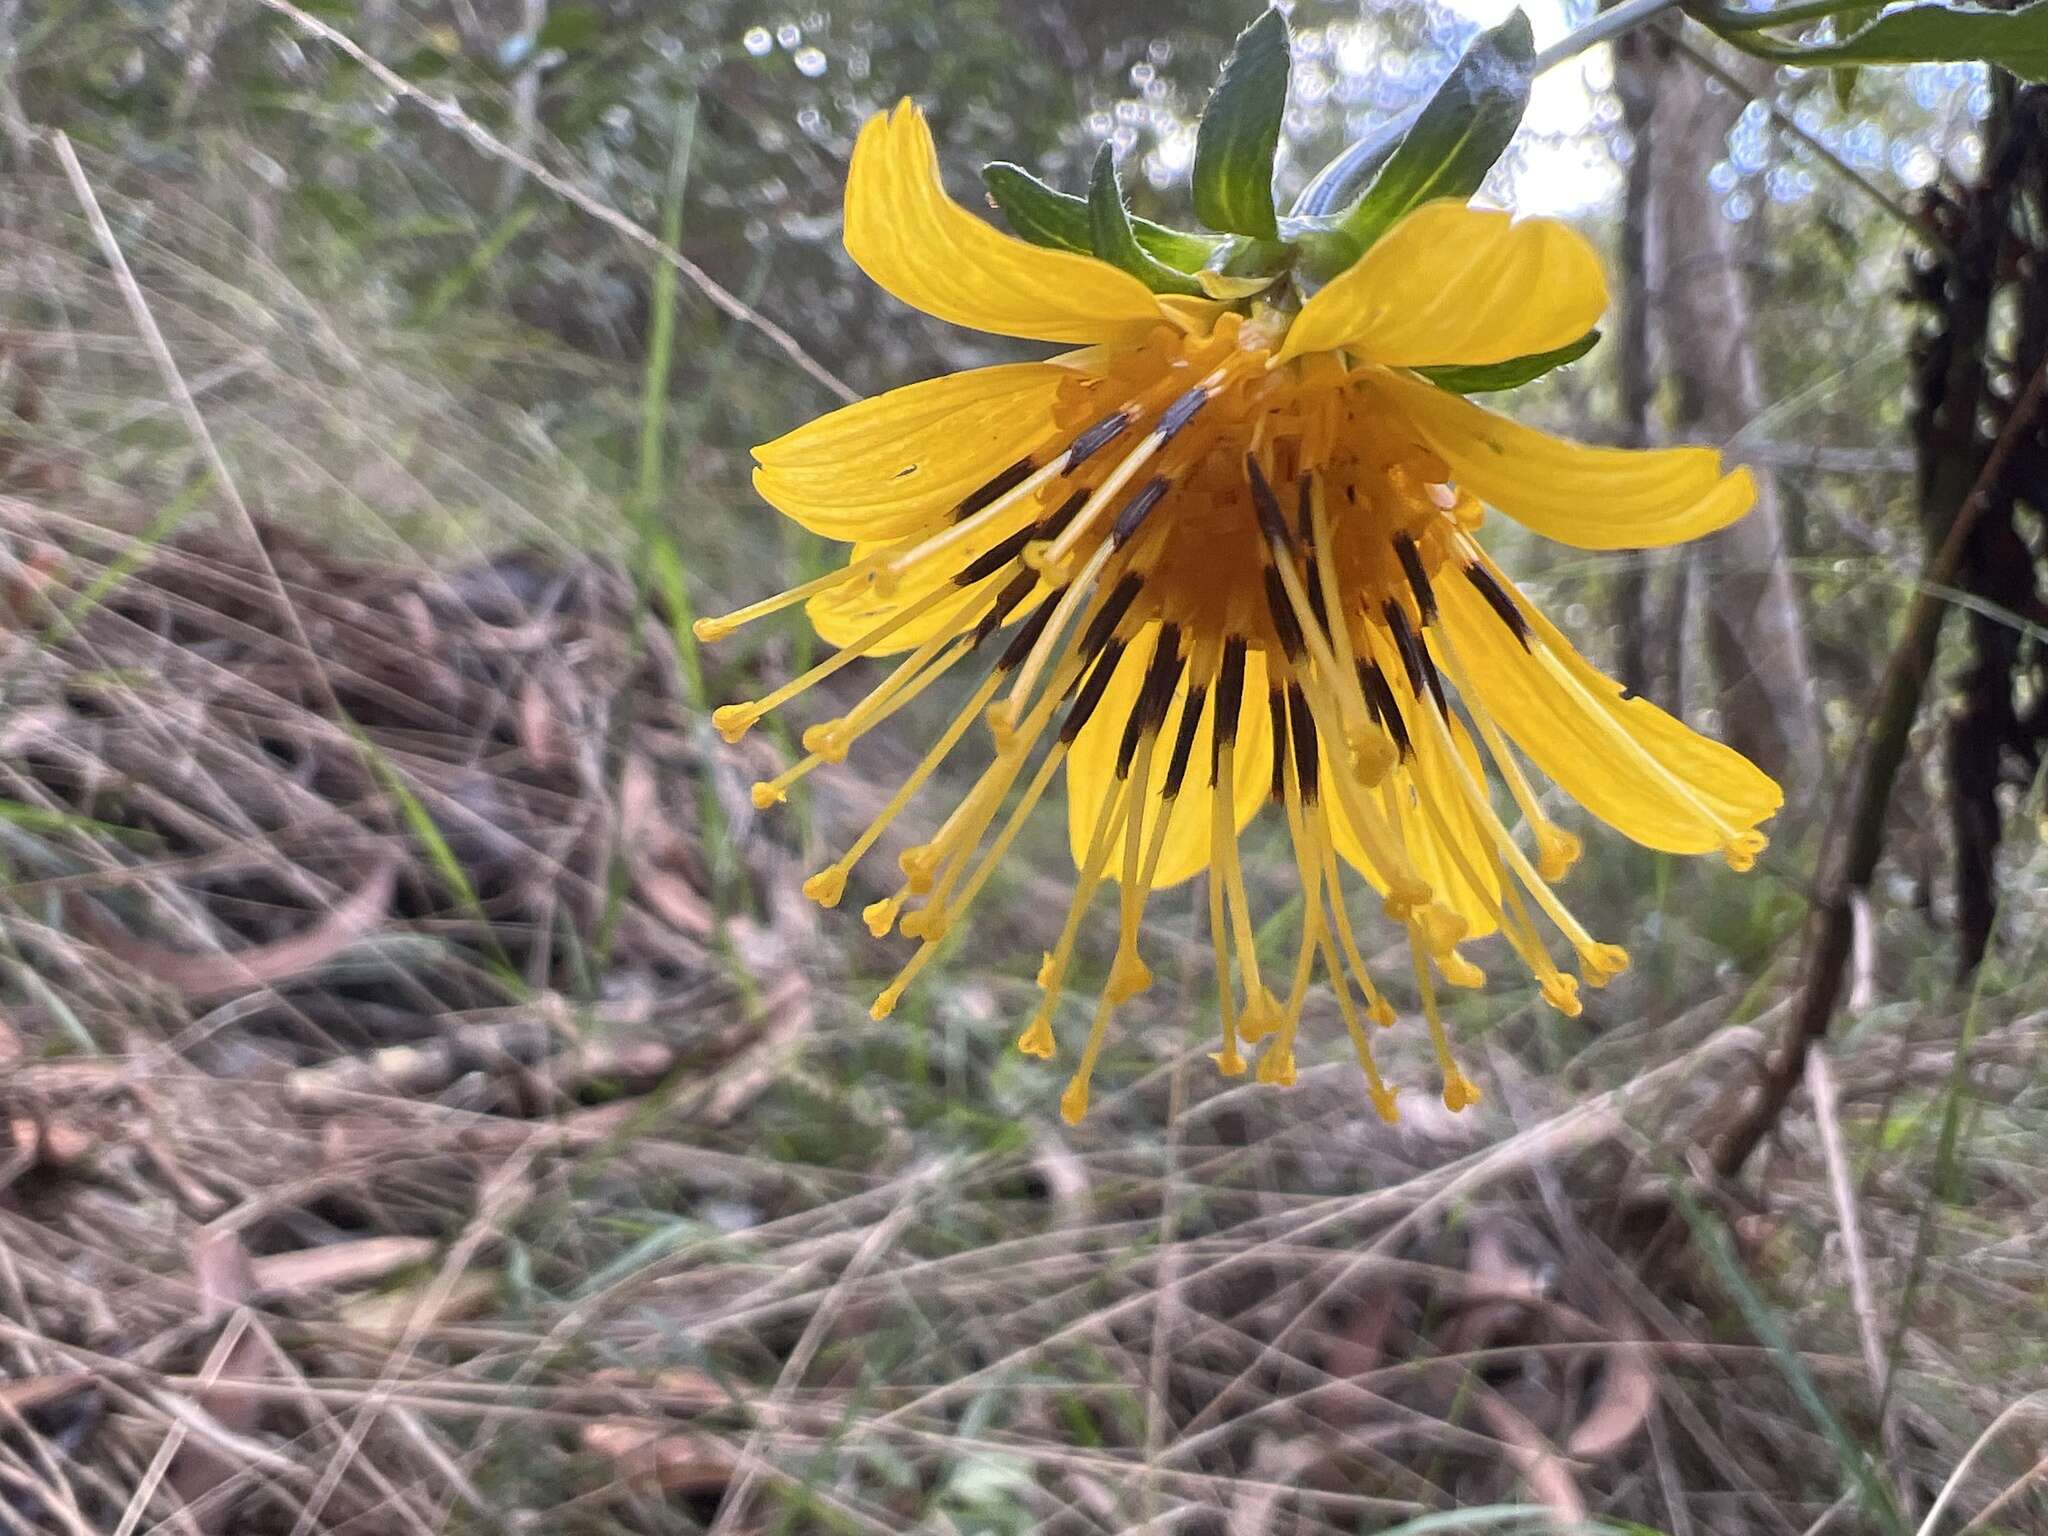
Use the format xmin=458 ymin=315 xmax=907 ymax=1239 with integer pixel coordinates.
xmin=700 ymin=15 xmax=1780 ymax=1124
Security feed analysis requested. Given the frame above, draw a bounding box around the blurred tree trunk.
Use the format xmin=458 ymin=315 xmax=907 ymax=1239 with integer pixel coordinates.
xmin=1618 ymin=27 xmax=1824 ymax=788
xmin=1609 ymin=29 xmax=1661 ymax=706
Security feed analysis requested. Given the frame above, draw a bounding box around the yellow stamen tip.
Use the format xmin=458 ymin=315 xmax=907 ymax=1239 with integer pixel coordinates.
xmin=1382 ymin=879 xmax=1434 ymax=923
xmin=1724 ymin=831 xmax=1768 ymax=872
xmin=862 ymin=897 xmax=900 ymax=938
xmin=871 ymin=568 xmax=903 ymax=598
xmin=898 ymin=845 xmax=940 ymax=895
xmin=1255 ymin=1043 xmax=1297 ymax=1087
xmin=870 ymin=982 xmax=905 ymax=1021
xmin=692 ymin=616 xmax=736 ymax=643
xmin=1023 ymin=540 xmax=1070 ymax=583
xmin=1368 ymin=999 xmax=1398 ymax=1029
xmin=1442 ymin=1072 xmax=1483 ymax=1112
xmin=1059 ymin=1077 xmax=1091 ymax=1125
xmin=801 ymin=721 xmax=850 ymax=763
xmin=712 ymin=703 xmax=760 ymax=744
xmin=984 ymin=703 xmax=1017 ymax=753
xmin=1437 ymin=950 xmax=1486 ymax=989
xmin=751 ymin=781 xmax=785 ymax=811
xmin=1537 ymin=826 xmax=1583 ymax=882
xmin=1578 ymin=941 xmax=1630 ymax=986
xmin=802 ymin=866 xmax=847 ymax=908
xmin=1238 ymin=989 xmax=1284 ymax=1043
xmin=1347 ymin=726 xmax=1397 ymax=786
xmin=1212 ymin=1047 xmax=1248 ymax=1077
xmin=1016 ymin=1017 xmax=1056 ymax=1059
xmin=1539 ymin=973 xmax=1583 ymax=1017
xmin=1034 ymin=951 xmax=1058 ymax=990
xmin=1415 ymin=902 xmax=1468 ymax=956
xmin=1105 ymin=948 xmax=1152 ymax=1005
xmin=901 ymin=905 xmax=948 ymax=942
xmin=1369 ymin=1085 xmax=1401 ymax=1124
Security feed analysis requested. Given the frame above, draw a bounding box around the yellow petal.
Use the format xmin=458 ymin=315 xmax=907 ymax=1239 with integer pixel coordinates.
xmin=806 ymin=509 xmax=1048 ymax=654
xmin=1328 ymin=669 xmax=1500 ymax=937
xmin=1278 ymin=202 xmax=1606 ymax=368
xmin=1374 ymin=368 xmax=1757 ymax=549
xmin=1438 ymin=563 xmax=1782 ymax=854
xmin=754 ymin=362 xmax=1073 ymax=542
xmin=846 ymin=101 xmax=1166 ymax=345
xmin=1065 ymin=632 xmax=1272 ymax=888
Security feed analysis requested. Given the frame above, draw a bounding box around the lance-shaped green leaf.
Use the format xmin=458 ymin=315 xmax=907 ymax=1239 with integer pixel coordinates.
xmin=1417 ymin=329 xmax=1600 ymax=395
xmin=982 ymin=162 xmax=1223 ymax=271
xmin=1086 ymin=145 xmax=1206 ymax=296
xmin=1324 ymin=11 xmax=1534 ymax=267
xmin=1192 ymin=6 xmax=1290 ymax=240
xmin=1702 ymin=0 xmax=2048 ymax=82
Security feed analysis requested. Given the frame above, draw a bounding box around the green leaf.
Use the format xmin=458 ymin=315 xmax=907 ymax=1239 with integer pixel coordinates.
xmin=1328 ymin=11 xmax=1535 ymax=264
xmin=1192 ymin=7 xmax=1290 ymax=239
xmin=535 ymin=4 xmax=603 ymax=52
xmin=1289 ymin=106 xmax=1417 ymax=218
xmin=1417 ymin=329 xmax=1600 ymax=394
xmin=982 ymin=162 xmax=1222 ymax=270
xmin=1707 ymin=0 xmax=2048 ymax=81
xmin=1084 ymin=146 xmax=1207 ymax=296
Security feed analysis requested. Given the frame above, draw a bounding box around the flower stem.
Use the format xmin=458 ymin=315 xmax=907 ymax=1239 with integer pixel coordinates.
xmin=1532 ymin=0 xmax=1689 ymax=74
xmin=1691 ymin=0 xmax=1879 ymax=33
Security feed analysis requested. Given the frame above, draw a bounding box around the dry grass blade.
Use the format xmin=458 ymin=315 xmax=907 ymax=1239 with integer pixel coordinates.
xmin=66 ymin=859 xmax=397 ymax=1001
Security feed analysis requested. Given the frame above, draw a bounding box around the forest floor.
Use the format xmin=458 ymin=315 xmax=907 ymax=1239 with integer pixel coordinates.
xmin=3 ymin=502 xmax=2045 ymax=1535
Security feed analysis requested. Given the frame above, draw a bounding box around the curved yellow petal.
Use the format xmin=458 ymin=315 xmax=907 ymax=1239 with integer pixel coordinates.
xmin=1374 ymin=368 xmax=1756 ymax=549
xmin=1277 ymin=202 xmax=1606 ymax=369
xmin=754 ymin=362 xmax=1071 ymax=542
xmin=1438 ymin=563 xmax=1781 ymax=854
xmin=1065 ymin=632 xmax=1272 ymax=888
xmin=806 ymin=501 xmax=1048 ymax=655
xmin=846 ymin=100 xmax=1167 ymax=345
xmin=1328 ymin=669 xmax=1500 ymax=937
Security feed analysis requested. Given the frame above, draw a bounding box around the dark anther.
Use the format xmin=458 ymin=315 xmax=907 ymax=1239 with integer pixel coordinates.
xmin=995 ymin=595 xmax=1059 ymax=673
xmin=1305 ymin=562 xmax=1330 ymax=635
xmin=1465 ymin=562 xmax=1531 ymax=649
xmin=971 ymin=568 xmax=1039 ymax=647
xmin=1296 ymin=476 xmax=1316 ymax=547
xmin=1287 ymin=683 xmax=1320 ymax=804
xmin=1059 ymin=638 xmax=1127 ymax=744
xmin=1212 ymin=636 xmax=1249 ymax=778
xmin=954 ymin=456 xmax=1036 ymax=521
xmin=1065 ymin=411 xmax=1132 ymax=471
xmin=1079 ymin=574 xmax=1144 ymax=660
xmin=1394 ymin=534 xmax=1437 ymax=624
xmin=1619 ymin=686 xmax=1639 ymax=702
xmin=1384 ymin=601 xmax=1449 ymax=717
xmin=1162 ymin=683 xmax=1208 ymax=800
xmin=1112 ymin=475 xmax=1171 ymax=547
xmin=1039 ymin=487 xmax=1090 ymax=541
xmin=1265 ymin=567 xmax=1307 ymax=661
xmin=1382 ymin=601 xmax=1424 ymax=693
xmin=955 ymin=524 xmax=1040 ymax=586
xmin=1117 ymin=625 xmax=1185 ymax=777
xmin=1357 ymin=658 xmax=1411 ymax=760
xmin=1156 ymin=385 xmax=1210 ymax=444
xmin=1244 ymin=455 xmax=1293 ymax=550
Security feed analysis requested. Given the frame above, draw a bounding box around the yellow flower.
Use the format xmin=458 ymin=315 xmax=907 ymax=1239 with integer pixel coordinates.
xmin=702 ymin=101 xmax=1781 ymax=1124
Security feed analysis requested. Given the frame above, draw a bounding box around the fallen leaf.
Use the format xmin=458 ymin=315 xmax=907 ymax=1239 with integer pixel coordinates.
xmin=581 ymin=1417 xmax=737 ymax=1496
